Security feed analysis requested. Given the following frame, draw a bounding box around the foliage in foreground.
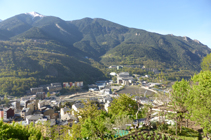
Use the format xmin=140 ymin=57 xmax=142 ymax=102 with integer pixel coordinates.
xmin=109 ymin=93 xmax=142 ymax=119
xmin=169 ymin=70 xmax=211 ymax=138
xmin=0 ymin=120 xmax=48 ymax=140
xmin=65 ymin=94 xmax=141 ymax=140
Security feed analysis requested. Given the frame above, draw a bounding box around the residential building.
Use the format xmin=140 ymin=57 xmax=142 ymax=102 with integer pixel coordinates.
xmin=13 ymin=101 xmax=21 ymax=112
xmin=26 ymin=114 xmax=43 ymax=124
xmin=51 ymin=83 xmax=61 ymax=87
xmin=43 ymin=108 xmax=54 ymax=119
xmin=60 ymin=107 xmax=71 ymax=120
xmin=96 ymin=81 xmax=107 ymax=90
xmin=117 ymin=72 xmax=134 ymax=85
xmin=0 ymin=108 xmax=14 ymax=120
xmin=62 ymin=114 xmax=77 ymax=122
xmin=63 ymin=82 xmax=69 ymax=87
xmin=0 ymin=108 xmax=3 ymax=119
xmin=72 ymin=103 xmax=84 ymax=116
xmin=47 ymin=86 xmax=62 ymax=92
xmin=36 ymin=92 xmax=45 ymax=100
xmin=21 ymin=108 xmax=31 ymax=119
xmin=38 ymin=100 xmax=45 ymax=110
xmin=30 ymin=87 xmax=43 ymax=94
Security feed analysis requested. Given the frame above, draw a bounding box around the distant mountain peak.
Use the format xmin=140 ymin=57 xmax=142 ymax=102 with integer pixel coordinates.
xmin=25 ymin=11 xmax=45 ymax=18
xmin=193 ymin=39 xmax=201 ymax=44
xmin=183 ymin=36 xmax=191 ymax=41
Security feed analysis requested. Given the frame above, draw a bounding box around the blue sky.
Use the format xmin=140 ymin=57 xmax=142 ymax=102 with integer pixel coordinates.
xmin=0 ymin=0 xmax=211 ymax=47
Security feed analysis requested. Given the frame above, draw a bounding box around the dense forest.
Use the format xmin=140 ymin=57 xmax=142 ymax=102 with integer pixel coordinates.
xmin=0 ymin=40 xmax=107 ymax=96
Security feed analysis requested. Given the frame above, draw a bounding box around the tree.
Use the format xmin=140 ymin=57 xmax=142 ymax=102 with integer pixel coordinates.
xmin=201 ymin=53 xmax=211 ymax=71
xmin=47 ymin=92 xmax=50 ymax=97
xmin=186 ymin=71 xmax=211 ymax=138
xmin=81 ymin=111 xmax=112 ymax=140
xmin=170 ymin=79 xmax=190 ymax=135
xmin=4 ymin=93 xmax=10 ymax=107
xmin=109 ymin=94 xmax=140 ymax=119
xmin=112 ymin=76 xmax=117 ymax=83
xmin=0 ymin=120 xmax=48 ymax=140
xmin=68 ymin=100 xmax=113 ymax=140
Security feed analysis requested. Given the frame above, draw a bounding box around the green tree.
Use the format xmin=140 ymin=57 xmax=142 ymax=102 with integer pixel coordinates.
xmin=186 ymin=71 xmax=211 ymax=138
xmin=109 ymin=93 xmax=140 ymax=119
xmin=64 ymin=122 xmax=81 ymax=140
xmin=170 ymin=79 xmax=190 ymax=135
xmin=112 ymin=76 xmax=117 ymax=83
xmin=69 ymin=100 xmax=113 ymax=140
xmin=81 ymin=111 xmax=111 ymax=140
xmin=47 ymin=92 xmax=50 ymax=97
xmin=4 ymin=93 xmax=10 ymax=107
xmin=0 ymin=120 xmax=48 ymax=140
xmin=201 ymin=53 xmax=211 ymax=71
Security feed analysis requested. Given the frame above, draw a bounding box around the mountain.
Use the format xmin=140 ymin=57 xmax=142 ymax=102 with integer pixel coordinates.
xmin=0 ymin=12 xmax=209 ymax=70
xmin=0 ymin=12 xmax=210 ymax=95
xmin=70 ymin=18 xmax=210 ymax=70
xmin=25 ymin=11 xmax=45 ymax=18
xmin=0 ymin=19 xmax=2 ymax=22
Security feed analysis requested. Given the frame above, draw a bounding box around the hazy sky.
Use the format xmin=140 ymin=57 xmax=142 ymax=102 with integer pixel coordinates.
xmin=0 ymin=0 xmax=211 ymax=47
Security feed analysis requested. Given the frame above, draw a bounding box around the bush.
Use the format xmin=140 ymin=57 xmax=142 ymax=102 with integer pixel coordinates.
xmin=0 ymin=120 xmax=48 ymax=140
xmin=156 ymin=122 xmax=169 ymax=132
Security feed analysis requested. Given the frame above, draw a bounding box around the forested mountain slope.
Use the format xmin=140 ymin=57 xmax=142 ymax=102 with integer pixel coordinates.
xmin=0 ymin=12 xmax=210 ymax=95
xmin=0 ymin=40 xmax=106 ymax=95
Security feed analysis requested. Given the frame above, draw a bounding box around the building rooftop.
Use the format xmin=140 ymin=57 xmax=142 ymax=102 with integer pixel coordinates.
xmin=26 ymin=114 xmax=43 ymax=120
xmin=74 ymin=103 xmax=84 ymax=109
xmin=118 ymin=72 xmax=129 ymax=76
xmin=63 ymin=107 xmax=71 ymax=112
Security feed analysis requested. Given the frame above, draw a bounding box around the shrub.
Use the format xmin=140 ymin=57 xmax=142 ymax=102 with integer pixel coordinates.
xmin=156 ymin=122 xmax=169 ymax=132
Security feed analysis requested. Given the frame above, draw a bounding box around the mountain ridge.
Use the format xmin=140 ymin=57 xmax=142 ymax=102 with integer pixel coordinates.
xmin=0 ymin=12 xmax=209 ymax=70
xmin=0 ymin=12 xmax=210 ymax=96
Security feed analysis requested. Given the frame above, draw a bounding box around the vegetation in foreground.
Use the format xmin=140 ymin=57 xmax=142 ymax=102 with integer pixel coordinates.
xmin=0 ymin=120 xmax=48 ymax=140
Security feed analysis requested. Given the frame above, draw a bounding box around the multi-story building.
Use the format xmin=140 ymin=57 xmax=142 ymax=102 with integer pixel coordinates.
xmin=0 ymin=108 xmax=3 ymax=119
xmin=117 ymin=72 xmax=134 ymax=85
xmin=13 ymin=101 xmax=21 ymax=112
xmin=50 ymin=83 xmax=61 ymax=87
xmin=26 ymin=114 xmax=43 ymax=124
xmin=0 ymin=108 xmax=14 ymax=120
xmin=36 ymin=92 xmax=45 ymax=100
xmin=47 ymin=86 xmax=62 ymax=92
xmin=30 ymin=87 xmax=43 ymax=94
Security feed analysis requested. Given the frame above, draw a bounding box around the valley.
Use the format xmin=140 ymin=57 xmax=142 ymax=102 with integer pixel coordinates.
xmin=0 ymin=12 xmax=210 ymax=96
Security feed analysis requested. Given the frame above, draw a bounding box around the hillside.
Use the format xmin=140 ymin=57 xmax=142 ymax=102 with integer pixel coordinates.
xmin=0 ymin=12 xmax=210 ymax=95
xmin=0 ymin=40 xmax=106 ymax=96
xmin=70 ymin=18 xmax=210 ymax=70
xmin=101 ymin=33 xmax=210 ymax=70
